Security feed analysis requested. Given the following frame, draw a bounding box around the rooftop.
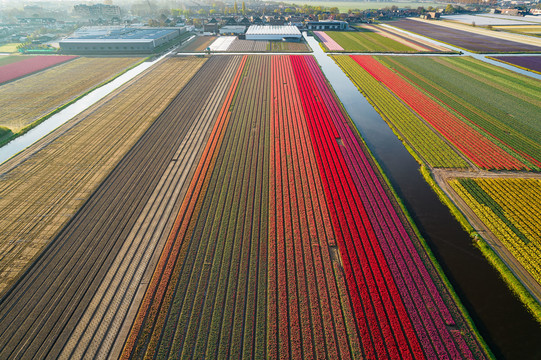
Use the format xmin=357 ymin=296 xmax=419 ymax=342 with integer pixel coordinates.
xmin=64 ymin=27 xmax=179 ymax=41
xmin=245 ymin=25 xmax=301 ymax=36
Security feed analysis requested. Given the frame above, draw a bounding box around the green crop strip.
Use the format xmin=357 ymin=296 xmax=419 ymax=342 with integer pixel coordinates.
xmin=458 ymin=178 xmax=530 ymax=245
xmin=327 ymin=30 xmax=416 ymax=52
xmin=333 ymin=55 xmax=468 ymax=169
xmin=378 ymin=56 xmax=541 ymax=169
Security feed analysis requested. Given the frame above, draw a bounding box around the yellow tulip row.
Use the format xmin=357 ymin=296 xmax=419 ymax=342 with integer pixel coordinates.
xmin=332 ymin=55 xmax=467 ymax=169
xmin=450 ymin=178 xmax=541 ymax=284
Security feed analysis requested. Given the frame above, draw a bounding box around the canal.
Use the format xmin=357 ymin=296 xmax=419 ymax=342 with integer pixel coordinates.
xmin=0 ymin=53 xmax=170 ymax=165
xmin=305 ymin=33 xmax=541 ymax=359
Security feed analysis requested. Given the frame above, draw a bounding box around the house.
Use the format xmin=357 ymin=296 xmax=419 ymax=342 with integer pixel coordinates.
xmin=421 ymin=12 xmax=441 ymax=20
xmin=219 ymin=25 xmax=246 ymax=35
xmin=288 ymin=16 xmax=304 ymax=28
xmin=306 ymin=20 xmax=349 ymax=31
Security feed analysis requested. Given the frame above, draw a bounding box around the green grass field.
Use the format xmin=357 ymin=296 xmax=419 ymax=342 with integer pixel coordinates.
xmin=0 ymin=43 xmax=20 ymax=53
xmin=283 ymin=1 xmax=442 ymax=12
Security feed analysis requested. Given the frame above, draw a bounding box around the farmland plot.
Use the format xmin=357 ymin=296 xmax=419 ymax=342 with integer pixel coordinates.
xmin=390 ymin=19 xmax=541 ymax=53
xmin=0 ymin=57 xmax=141 ymax=132
xmin=122 ymin=55 xmax=488 ymax=359
xmin=0 ymin=56 xmax=231 ymax=359
xmin=489 ymin=55 xmax=541 ymax=74
xmin=450 ymin=178 xmax=541 ymax=285
xmin=316 ymin=29 xmax=417 ymax=52
xmin=0 ymin=55 xmax=77 ymax=84
xmin=178 ymin=36 xmax=216 ymax=52
xmin=0 ymin=57 xmax=205 ymax=296
xmin=343 ymin=55 xmax=541 ymax=170
xmin=0 ymin=55 xmax=35 ymax=66
xmin=359 ymin=24 xmax=451 ymax=52
xmin=333 ymin=55 xmax=468 ymax=168
xmin=227 ymin=39 xmax=268 ymax=52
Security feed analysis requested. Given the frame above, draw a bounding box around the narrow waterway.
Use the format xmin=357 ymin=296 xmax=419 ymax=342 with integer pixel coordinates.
xmin=0 ymin=53 xmax=170 ymax=165
xmin=305 ymin=33 xmax=541 ymax=359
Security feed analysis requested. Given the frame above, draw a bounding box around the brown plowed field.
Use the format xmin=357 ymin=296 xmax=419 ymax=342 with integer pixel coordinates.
xmin=60 ymin=56 xmax=242 ymax=360
xmin=227 ymin=39 xmax=268 ymax=52
xmin=179 ymin=36 xmax=216 ymax=52
xmin=0 ymin=56 xmax=237 ymax=359
xmin=0 ymin=57 xmax=205 ymax=296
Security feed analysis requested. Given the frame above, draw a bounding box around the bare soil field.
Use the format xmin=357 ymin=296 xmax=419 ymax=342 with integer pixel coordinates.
xmin=0 ymin=57 xmax=205 ymax=296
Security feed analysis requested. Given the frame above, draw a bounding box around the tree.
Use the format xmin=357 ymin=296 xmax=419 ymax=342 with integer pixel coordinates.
xmin=234 ymin=1 xmax=238 ymax=14
xmin=329 ymin=7 xmax=339 ymax=14
xmin=445 ymin=4 xmax=455 ymax=14
xmin=242 ymin=1 xmax=246 ymax=15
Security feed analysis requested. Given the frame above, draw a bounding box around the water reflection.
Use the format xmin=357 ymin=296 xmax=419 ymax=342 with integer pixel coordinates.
xmin=305 ymin=32 xmax=541 ymax=358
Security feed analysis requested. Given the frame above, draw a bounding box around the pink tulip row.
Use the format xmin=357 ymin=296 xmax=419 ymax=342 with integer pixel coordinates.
xmin=292 ymin=54 xmax=426 ymax=359
xmin=0 ymin=55 xmax=77 ymax=84
xmin=302 ymin=55 xmax=481 ymax=359
xmin=314 ymin=31 xmax=344 ymax=51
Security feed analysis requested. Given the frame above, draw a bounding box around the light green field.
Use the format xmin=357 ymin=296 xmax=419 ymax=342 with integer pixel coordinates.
xmin=0 ymin=43 xmax=20 ymax=53
xmin=494 ymin=25 xmax=541 ymax=37
xmin=283 ymin=1 xmax=443 ymax=12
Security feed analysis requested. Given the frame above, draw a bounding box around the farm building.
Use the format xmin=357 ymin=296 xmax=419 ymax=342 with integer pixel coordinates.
xmin=306 ymin=20 xmax=349 ymax=31
xmin=219 ymin=26 xmax=246 ymax=35
xmin=59 ymin=26 xmax=185 ymax=54
xmin=245 ymin=25 xmax=302 ymax=41
xmin=421 ymin=12 xmax=441 ymax=20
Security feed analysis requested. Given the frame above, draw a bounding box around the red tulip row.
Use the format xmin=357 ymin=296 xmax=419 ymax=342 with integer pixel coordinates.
xmin=119 ymin=54 xmax=487 ymax=359
xmin=0 ymin=55 xmax=77 ymax=84
xmin=350 ymin=55 xmax=526 ymax=171
xmin=305 ymin=56 xmax=478 ymax=359
xmin=268 ymin=55 xmax=357 ymax=359
xmin=291 ymin=54 xmax=426 ymax=359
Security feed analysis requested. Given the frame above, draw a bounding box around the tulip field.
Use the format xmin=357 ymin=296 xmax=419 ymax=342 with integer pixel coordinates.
xmin=363 ymin=24 xmax=451 ymax=52
xmin=335 ymin=55 xmax=541 ymax=171
xmin=0 ymin=57 xmax=142 ymax=132
xmin=315 ymin=28 xmax=426 ymax=52
xmin=333 ymin=55 xmax=467 ymax=168
xmin=449 ymin=177 xmax=541 ymax=284
xmin=390 ymin=19 xmax=541 ymax=53
xmin=0 ymin=55 xmax=33 ymax=66
xmin=489 ymin=55 xmax=541 ymax=74
xmin=0 ymin=55 xmax=77 ymax=84
xmin=122 ymin=55 xmax=487 ymax=359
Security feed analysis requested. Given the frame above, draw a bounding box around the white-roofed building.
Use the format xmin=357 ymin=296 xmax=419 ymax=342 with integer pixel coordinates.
xmin=245 ymin=25 xmax=302 ymax=41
